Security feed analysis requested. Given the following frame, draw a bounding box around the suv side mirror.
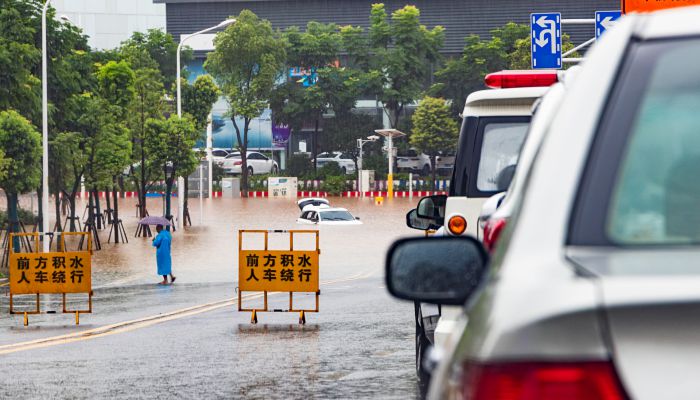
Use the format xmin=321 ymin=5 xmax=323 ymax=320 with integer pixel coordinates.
xmin=406 ymin=209 xmax=439 ymax=231
xmin=416 ymin=195 xmax=447 ymax=224
xmin=385 ymin=237 xmax=488 ymax=305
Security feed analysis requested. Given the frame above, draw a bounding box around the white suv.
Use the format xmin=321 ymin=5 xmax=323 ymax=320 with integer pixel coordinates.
xmin=315 ymin=152 xmax=356 ymax=174
xmin=396 ymin=148 xmax=431 ymax=176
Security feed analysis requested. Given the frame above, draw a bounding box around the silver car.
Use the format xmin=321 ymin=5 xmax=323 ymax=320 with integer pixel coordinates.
xmin=387 ymin=7 xmax=700 ymax=400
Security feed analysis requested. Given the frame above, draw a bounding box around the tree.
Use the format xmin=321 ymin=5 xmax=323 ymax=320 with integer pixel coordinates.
xmin=180 ymin=74 xmax=220 ymax=223
xmin=368 ymin=4 xmax=444 ymax=129
xmin=120 ymin=29 xmax=191 ymax=89
xmin=127 ymin=67 xmax=164 ymax=221
xmin=410 ymin=97 xmax=459 ymax=187
xmin=0 ymin=110 xmax=41 ymax=240
xmin=206 ymin=10 xmax=286 ymax=197
xmin=144 ymin=116 xmax=199 ymax=224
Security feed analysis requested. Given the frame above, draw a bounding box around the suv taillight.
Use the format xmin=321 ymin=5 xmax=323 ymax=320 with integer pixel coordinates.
xmin=462 ymin=361 xmax=627 ymax=400
xmin=483 ymin=218 xmax=507 ymax=252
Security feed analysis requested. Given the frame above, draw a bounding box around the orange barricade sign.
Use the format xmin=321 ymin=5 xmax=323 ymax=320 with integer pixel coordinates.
xmin=238 ymin=230 xmax=320 ymax=324
xmin=623 ymin=0 xmax=700 ymax=13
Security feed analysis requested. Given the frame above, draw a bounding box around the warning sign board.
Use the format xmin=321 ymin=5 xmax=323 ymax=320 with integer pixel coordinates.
xmin=10 ymin=251 xmax=91 ymax=294
xmin=623 ymin=0 xmax=700 ymax=13
xmin=239 ymin=250 xmax=319 ymax=292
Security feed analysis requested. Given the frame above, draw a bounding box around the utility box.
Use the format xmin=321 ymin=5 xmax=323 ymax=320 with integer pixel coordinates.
xmin=187 ymin=161 xmax=210 ymax=198
xmin=360 ymin=170 xmax=375 ymax=193
xmin=268 ymin=177 xmax=298 ymax=198
xmin=222 ymin=178 xmax=240 ymax=198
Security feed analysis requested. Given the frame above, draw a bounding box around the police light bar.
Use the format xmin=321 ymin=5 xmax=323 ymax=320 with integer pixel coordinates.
xmin=484 ymin=70 xmax=558 ymax=89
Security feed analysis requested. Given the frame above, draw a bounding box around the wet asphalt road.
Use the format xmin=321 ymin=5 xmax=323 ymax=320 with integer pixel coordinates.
xmin=0 ymin=196 xmax=422 ymax=399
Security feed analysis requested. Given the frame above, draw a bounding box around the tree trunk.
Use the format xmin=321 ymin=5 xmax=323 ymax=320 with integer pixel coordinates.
xmin=6 ymin=192 xmax=19 ymax=252
xmin=54 ymin=189 xmax=62 ymax=233
xmin=93 ymin=189 xmax=102 ymax=229
xmin=105 ymin=187 xmax=112 ymax=224
xmin=183 ymin=177 xmax=189 ymax=226
xmin=88 ymin=191 xmax=95 ymax=230
xmin=112 ymin=177 xmax=120 ymax=243
xmin=69 ymin=195 xmax=77 ymax=232
xmin=165 ymin=177 xmax=173 ymax=232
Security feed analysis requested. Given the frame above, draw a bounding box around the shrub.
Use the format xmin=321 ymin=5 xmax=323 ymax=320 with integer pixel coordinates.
xmin=286 ymin=154 xmax=313 ymax=177
xmin=317 ymin=161 xmax=343 ymax=180
xmin=322 ymin=175 xmax=348 ymax=195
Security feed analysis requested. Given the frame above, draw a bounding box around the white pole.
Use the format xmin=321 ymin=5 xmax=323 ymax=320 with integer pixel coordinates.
xmin=176 ymin=19 xmax=235 ymax=228
xmin=409 ymin=173 xmax=413 ymax=199
xmin=357 ymin=139 xmax=362 ymax=194
xmin=41 ymin=0 xmax=51 ymax=252
xmin=199 ymin=163 xmax=204 ymax=224
xmin=207 ymin=113 xmax=213 ymax=197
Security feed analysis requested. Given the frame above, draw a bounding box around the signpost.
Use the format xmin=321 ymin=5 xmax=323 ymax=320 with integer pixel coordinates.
xmin=238 ymin=230 xmax=320 ymax=324
xmin=9 ymin=232 xmax=93 ymax=326
xmin=622 ymin=0 xmax=700 ymax=13
xmin=531 ymin=13 xmax=562 ymax=69
xmin=596 ymin=11 xmax=621 ymax=39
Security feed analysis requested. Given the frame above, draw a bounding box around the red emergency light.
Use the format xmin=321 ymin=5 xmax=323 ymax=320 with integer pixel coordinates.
xmin=484 ymin=70 xmax=558 ymax=89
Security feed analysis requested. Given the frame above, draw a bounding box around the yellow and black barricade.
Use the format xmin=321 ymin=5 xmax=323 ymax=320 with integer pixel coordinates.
xmin=238 ymin=230 xmax=320 ymax=324
xmin=8 ymin=232 xmax=93 ymax=326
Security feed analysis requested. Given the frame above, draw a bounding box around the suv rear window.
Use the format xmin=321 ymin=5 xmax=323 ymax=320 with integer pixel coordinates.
xmin=570 ymin=38 xmax=700 ymax=246
xmin=476 ymin=122 xmax=529 ymax=192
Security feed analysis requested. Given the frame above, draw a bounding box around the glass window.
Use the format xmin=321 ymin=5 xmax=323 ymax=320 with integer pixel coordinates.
xmin=319 ymin=210 xmax=355 ymax=221
xmin=608 ymin=40 xmax=700 ymax=245
xmin=476 ymin=122 xmax=529 ymax=191
xmin=318 ymin=152 xmax=331 ymax=158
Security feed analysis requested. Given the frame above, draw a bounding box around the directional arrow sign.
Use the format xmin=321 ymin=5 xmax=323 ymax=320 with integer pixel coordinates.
xmin=596 ymin=11 xmax=621 ymax=39
xmin=531 ymin=13 xmax=561 ymax=70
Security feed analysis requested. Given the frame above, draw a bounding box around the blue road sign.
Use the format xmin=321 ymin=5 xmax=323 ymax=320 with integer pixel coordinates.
xmin=596 ymin=11 xmax=621 ymax=39
xmin=531 ymin=13 xmax=562 ymax=70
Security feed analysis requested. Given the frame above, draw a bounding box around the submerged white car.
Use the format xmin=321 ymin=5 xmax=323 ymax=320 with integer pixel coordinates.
xmin=297 ymin=206 xmax=362 ymax=225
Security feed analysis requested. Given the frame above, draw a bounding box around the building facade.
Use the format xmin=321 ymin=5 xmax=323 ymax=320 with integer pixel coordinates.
xmin=156 ymin=0 xmax=619 ymax=56
xmin=53 ymin=0 xmax=166 ymax=49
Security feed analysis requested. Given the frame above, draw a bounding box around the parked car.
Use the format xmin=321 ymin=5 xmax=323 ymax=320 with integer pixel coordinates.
xmin=315 ymin=152 xmax=356 ymax=174
xmin=211 ymin=149 xmax=233 ymax=166
xmin=434 ymin=151 xmax=455 ymax=176
xmin=297 ymin=206 xmax=362 ymax=225
xmin=396 ymin=148 xmax=431 ymax=176
xmin=221 ymin=151 xmax=279 ymax=175
xmin=297 ymin=198 xmax=330 ymax=211
xmin=391 ymin=8 xmax=700 ymax=399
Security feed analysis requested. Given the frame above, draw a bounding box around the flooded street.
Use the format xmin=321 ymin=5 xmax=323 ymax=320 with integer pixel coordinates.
xmin=0 ymin=195 xmax=422 ymax=399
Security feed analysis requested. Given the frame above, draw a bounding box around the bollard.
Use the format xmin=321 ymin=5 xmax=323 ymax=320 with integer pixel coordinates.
xmin=375 ymin=196 xmax=384 ymax=205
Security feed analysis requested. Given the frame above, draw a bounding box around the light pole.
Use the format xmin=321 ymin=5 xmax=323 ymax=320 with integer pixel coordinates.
xmin=375 ymin=129 xmax=406 ymax=199
xmin=176 ymin=18 xmax=236 ymax=229
xmin=41 ymin=0 xmax=52 ymax=252
xmin=356 ymin=135 xmax=379 ymax=195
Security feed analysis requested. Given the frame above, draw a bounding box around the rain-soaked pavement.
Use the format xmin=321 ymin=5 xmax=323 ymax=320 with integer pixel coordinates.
xmin=0 ymin=195 xmax=422 ymax=399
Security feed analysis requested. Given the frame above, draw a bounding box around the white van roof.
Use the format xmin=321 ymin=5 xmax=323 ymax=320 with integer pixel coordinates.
xmin=462 ymin=87 xmax=549 ymax=117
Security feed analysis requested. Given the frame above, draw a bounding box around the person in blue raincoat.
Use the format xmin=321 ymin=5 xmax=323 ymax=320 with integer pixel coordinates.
xmin=152 ymin=224 xmax=175 ymax=285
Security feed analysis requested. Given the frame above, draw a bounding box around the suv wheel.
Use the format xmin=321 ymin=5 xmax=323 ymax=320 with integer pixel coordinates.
xmin=247 ymin=166 xmax=254 ymax=176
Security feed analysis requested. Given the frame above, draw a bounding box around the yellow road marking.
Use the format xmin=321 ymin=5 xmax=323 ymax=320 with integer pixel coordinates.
xmin=0 ymin=274 xmax=369 ymax=355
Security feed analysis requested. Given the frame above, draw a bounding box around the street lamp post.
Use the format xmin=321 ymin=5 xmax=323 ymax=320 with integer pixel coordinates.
xmin=356 ymin=135 xmax=379 ymax=195
xmin=41 ymin=0 xmax=52 ymax=252
xmin=375 ymin=129 xmax=406 ymax=199
xmin=176 ymin=19 xmax=235 ymax=229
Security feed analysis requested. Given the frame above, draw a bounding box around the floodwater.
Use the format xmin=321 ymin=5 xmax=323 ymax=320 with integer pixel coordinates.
xmin=0 ymin=194 xmax=425 ymax=399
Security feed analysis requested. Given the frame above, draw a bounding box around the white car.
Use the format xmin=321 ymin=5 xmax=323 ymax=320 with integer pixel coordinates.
xmin=211 ymin=149 xmax=232 ymax=166
xmin=221 ymin=151 xmax=279 ymax=175
xmin=315 ymin=152 xmax=356 ymax=174
xmin=396 ymin=148 xmax=431 ymax=176
xmin=297 ymin=206 xmax=362 ymax=225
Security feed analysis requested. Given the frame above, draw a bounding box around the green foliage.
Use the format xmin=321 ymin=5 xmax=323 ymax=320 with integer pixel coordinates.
xmin=368 ymin=4 xmax=445 ymax=128
xmin=0 ymin=110 xmax=41 ymax=194
xmin=97 ymin=60 xmax=136 ymax=117
xmin=322 ymin=175 xmax=347 ymax=195
xmin=362 ymin=154 xmax=388 ymax=180
xmin=317 ymin=161 xmax=343 ymax=180
xmin=206 ymin=10 xmax=287 ymax=195
xmin=411 ymin=97 xmax=459 ymax=180
xmin=182 ymin=74 xmax=220 ymax=132
xmin=144 ymin=116 xmax=199 ymax=182
xmin=119 ymin=29 xmax=190 ymax=89
xmin=320 ymin=112 xmax=381 ymax=156
xmin=286 ymin=154 xmax=314 ymax=177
